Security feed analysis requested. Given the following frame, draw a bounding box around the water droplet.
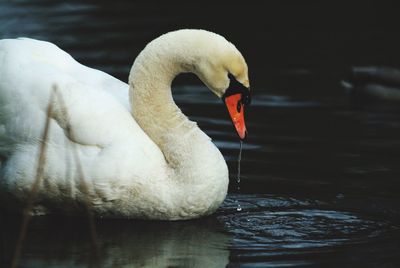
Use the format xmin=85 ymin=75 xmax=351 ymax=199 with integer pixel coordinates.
xmin=336 ymin=193 xmax=345 ymax=199
xmin=236 ymin=140 xmax=243 ymax=212
xmin=236 ymin=204 xmax=242 ymax=212
xmin=237 ymin=140 xmax=243 ymax=185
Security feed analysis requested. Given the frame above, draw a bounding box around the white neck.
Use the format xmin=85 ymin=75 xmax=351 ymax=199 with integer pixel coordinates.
xmin=128 ymin=30 xmax=228 ymax=185
xmin=129 ymin=36 xmax=197 ymax=166
xmin=127 ymin=31 xmax=230 ymax=219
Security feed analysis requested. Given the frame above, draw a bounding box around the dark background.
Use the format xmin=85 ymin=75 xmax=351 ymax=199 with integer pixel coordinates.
xmin=2 ymin=0 xmax=400 ymax=86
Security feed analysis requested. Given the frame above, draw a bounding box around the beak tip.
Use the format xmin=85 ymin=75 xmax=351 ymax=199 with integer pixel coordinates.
xmin=239 ymin=130 xmax=247 ymax=140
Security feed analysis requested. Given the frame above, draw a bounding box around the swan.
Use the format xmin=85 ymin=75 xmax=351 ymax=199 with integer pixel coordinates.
xmin=0 ymin=29 xmax=250 ymax=220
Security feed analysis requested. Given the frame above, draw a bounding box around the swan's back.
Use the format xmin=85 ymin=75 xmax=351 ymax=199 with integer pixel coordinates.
xmin=0 ymin=38 xmax=167 ymax=215
xmin=0 ymin=38 xmax=130 ymax=108
xmin=0 ymin=38 xmax=134 ymax=157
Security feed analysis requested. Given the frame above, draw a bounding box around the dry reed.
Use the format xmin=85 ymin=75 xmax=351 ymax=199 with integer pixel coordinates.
xmin=11 ymin=86 xmax=100 ymax=268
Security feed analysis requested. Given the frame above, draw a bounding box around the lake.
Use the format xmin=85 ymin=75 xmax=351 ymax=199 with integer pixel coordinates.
xmin=1 ymin=1 xmax=399 ymax=267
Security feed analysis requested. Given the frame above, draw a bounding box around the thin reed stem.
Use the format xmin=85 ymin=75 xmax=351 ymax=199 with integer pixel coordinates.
xmin=10 ymin=88 xmax=56 ymax=268
xmin=53 ymin=86 xmax=100 ymax=267
xmin=10 ymin=85 xmax=101 ymax=268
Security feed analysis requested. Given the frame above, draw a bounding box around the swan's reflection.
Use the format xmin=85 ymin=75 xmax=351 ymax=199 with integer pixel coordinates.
xmin=0 ymin=214 xmax=230 ymax=267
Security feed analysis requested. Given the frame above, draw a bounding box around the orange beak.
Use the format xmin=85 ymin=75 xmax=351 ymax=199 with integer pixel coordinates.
xmin=224 ymin=93 xmax=247 ymax=140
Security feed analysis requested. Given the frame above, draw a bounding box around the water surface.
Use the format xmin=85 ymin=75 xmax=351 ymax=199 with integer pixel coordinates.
xmin=1 ymin=1 xmax=400 ymax=267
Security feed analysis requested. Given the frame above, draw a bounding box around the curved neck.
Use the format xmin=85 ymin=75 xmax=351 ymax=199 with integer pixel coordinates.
xmin=126 ymin=31 xmax=229 ymax=217
xmin=128 ymin=37 xmax=207 ymax=167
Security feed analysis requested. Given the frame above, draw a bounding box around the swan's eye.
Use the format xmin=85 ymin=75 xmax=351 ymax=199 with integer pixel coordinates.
xmin=241 ymin=91 xmax=251 ymax=106
xmin=225 ymin=74 xmax=251 ymax=107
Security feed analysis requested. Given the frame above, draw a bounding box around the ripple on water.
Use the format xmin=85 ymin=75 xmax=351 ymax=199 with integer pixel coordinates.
xmin=218 ymin=195 xmax=392 ymax=251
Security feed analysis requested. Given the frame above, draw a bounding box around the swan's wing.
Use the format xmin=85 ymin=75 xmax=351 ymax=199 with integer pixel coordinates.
xmin=0 ymin=38 xmax=161 ymax=165
xmin=13 ymin=37 xmax=131 ymax=109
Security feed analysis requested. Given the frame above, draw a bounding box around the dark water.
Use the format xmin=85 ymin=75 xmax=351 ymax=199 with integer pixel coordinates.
xmin=1 ymin=1 xmax=400 ymax=267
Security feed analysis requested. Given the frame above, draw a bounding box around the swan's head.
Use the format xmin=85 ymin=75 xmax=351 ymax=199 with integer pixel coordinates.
xmin=132 ymin=29 xmax=251 ymax=140
xmin=185 ymin=30 xmax=251 ymax=140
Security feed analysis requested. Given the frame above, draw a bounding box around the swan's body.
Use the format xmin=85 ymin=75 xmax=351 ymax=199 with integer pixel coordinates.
xmin=0 ymin=30 xmax=249 ymax=220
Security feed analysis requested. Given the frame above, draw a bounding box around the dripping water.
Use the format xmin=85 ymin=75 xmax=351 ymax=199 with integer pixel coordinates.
xmin=236 ymin=140 xmax=243 ymax=212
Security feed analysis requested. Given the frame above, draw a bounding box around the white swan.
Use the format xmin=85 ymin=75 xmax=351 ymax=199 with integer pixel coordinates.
xmin=0 ymin=29 xmax=250 ymax=220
